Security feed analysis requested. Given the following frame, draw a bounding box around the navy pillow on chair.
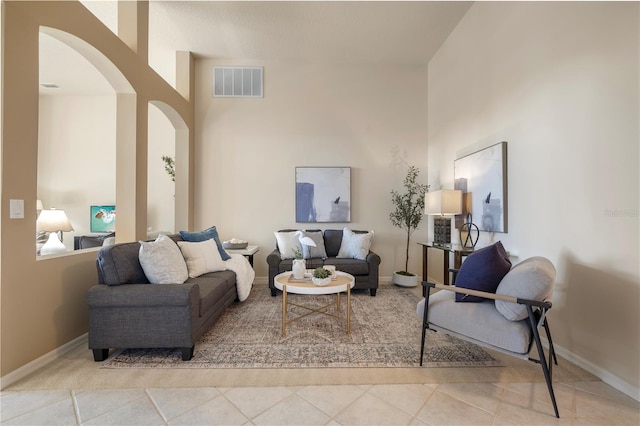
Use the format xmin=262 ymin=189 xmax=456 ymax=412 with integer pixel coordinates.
xmin=455 ymin=241 xmax=512 ymax=302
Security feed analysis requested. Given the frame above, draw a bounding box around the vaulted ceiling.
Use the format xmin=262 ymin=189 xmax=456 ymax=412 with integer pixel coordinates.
xmin=39 ymin=1 xmax=472 ymax=95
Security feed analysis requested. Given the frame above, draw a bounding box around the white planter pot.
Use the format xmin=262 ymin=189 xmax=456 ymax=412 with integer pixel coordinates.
xmin=312 ymin=276 xmax=331 ymax=287
xmin=292 ymin=259 xmax=306 ymax=279
xmin=393 ymin=271 xmax=418 ymax=287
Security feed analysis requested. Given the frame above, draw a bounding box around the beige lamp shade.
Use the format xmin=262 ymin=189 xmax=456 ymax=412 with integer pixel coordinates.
xmin=425 ymin=189 xmax=462 ymax=215
xmin=36 ymin=209 xmax=74 ymax=232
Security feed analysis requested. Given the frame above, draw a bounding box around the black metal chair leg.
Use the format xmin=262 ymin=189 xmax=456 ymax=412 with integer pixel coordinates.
xmin=420 ymin=319 xmax=427 ymax=366
xmin=527 ymin=306 xmax=559 ymax=418
xmin=419 ymin=286 xmax=432 ymax=366
xmin=543 ymin=317 xmax=558 ymax=365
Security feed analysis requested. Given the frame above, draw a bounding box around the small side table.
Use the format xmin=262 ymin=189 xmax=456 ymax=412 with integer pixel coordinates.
xmin=225 ymin=245 xmax=259 ymax=266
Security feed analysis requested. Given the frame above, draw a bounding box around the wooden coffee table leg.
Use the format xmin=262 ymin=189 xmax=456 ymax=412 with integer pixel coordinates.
xmin=336 ymin=292 xmax=341 ymax=311
xmin=346 ymin=285 xmax=351 ymax=334
xmin=282 ymin=284 xmax=287 ymax=337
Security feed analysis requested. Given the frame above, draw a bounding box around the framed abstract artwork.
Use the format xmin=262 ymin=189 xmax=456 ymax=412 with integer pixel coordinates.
xmin=454 ymin=142 xmax=508 ymax=233
xmin=90 ymin=205 xmax=116 ymax=233
xmin=295 ymin=167 xmax=351 ymax=223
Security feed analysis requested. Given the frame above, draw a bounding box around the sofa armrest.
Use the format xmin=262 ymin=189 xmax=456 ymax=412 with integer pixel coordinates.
xmin=366 ymin=250 xmax=381 ymax=266
xmin=266 ymin=248 xmax=283 ymax=266
xmin=86 ymin=283 xmax=199 ymax=308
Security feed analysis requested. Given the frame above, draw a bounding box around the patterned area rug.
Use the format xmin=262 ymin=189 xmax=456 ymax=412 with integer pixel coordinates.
xmin=102 ymin=286 xmax=501 ymax=369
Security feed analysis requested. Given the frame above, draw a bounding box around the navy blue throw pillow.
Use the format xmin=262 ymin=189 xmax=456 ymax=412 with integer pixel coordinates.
xmin=179 ymin=226 xmax=231 ymax=261
xmin=455 ymin=241 xmax=511 ymax=302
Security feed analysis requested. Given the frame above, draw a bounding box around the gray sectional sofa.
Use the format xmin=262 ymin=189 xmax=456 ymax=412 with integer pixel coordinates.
xmin=267 ymin=229 xmax=381 ymax=296
xmin=85 ymin=235 xmax=237 ymax=362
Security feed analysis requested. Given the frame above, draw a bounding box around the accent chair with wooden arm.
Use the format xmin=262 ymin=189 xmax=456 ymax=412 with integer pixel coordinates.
xmin=417 ymin=256 xmax=560 ymax=418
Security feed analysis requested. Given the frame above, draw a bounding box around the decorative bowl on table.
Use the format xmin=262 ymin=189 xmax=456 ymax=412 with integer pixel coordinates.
xmin=312 ymin=277 xmax=332 ymax=287
xmin=311 ymin=267 xmax=332 ymax=286
xmin=223 ymin=239 xmax=248 ymax=250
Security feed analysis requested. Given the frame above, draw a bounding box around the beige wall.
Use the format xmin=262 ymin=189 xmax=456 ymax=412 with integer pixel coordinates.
xmin=427 ymin=1 xmax=639 ymax=398
xmin=37 ymin=95 xmax=175 ymax=247
xmin=147 ymin=103 xmax=176 ymax=234
xmin=194 ymin=59 xmax=430 ymax=281
xmin=1 ymin=0 xmax=193 ymax=378
xmin=38 ymin=95 xmax=117 ymax=247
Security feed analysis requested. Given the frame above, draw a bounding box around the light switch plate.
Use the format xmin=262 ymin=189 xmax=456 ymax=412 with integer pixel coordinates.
xmin=10 ymin=199 xmax=24 ymax=219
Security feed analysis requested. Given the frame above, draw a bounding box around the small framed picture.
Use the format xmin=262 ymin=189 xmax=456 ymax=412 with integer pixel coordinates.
xmin=90 ymin=205 xmax=116 ymax=233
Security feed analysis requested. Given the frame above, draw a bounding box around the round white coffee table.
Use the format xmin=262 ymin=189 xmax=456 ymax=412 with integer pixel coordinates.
xmin=274 ymin=270 xmax=355 ymax=336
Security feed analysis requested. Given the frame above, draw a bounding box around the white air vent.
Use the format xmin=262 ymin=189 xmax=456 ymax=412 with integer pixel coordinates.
xmin=213 ymin=67 xmax=263 ymax=98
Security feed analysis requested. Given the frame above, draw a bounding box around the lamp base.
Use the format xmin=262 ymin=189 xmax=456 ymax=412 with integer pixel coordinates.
xmin=433 ymin=217 xmax=452 ymax=245
xmin=40 ymin=232 xmax=67 ymax=255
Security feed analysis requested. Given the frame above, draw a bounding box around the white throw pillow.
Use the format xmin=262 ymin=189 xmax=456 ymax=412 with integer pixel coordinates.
xmin=274 ymin=231 xmax=302 ymax=259
xmin=177 ymin=239 xmax=226 ymax=278
xmin=336 ymin=228 xmax=374 ymax=260
xmin=139 ymin=234 xmax=188 ymax=284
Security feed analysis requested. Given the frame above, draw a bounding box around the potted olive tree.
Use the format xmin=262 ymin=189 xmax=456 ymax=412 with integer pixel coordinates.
xmin=389 ymin=166 xmax=429 ymax=287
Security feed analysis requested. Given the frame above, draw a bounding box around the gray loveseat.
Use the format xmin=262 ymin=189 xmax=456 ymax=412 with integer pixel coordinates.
xmin=267 ymin=229 xmax=381 ymax=296
xmin=85 ymin=235 xmax=237 ymax=362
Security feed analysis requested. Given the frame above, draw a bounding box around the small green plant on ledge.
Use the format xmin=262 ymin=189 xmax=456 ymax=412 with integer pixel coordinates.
xmin=313 ymin=267 xmax=330 ymax=279
xmin=161 ymin=155 xmax=175 ymax=182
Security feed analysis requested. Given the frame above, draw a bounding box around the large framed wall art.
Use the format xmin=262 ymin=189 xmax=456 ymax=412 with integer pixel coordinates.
xmin=295 ymin=167 xmax=351 ymax=223
xmin=454 ymin=142 xmax=508 ymax=233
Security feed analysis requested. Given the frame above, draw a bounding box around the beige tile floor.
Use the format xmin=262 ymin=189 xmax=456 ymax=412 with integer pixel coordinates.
xmin=1 ymin=379 xmax=639 ymax=425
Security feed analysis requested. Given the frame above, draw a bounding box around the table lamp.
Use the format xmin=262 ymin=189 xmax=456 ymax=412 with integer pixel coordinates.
xmin=425 ymin=189 xmax=462 ymax=246
xmin=37 ymin=208 xmax=74 ymax=255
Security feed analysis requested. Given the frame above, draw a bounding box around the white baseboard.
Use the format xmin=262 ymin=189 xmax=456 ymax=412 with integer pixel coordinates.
xmin=0 ymin=333 xmax=88 ymax=390
xmin=550 ymin=342 xmax=639 ymax=402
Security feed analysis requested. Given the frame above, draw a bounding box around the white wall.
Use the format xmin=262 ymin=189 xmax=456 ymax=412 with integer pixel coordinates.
xmin=38 ymin=95 xmax=116 ymax=248
xmin=194 ymin=60 xmax=430 ymax=281
xmin=428 ymin=2 xmax=639 ymax=398
xmin=37 ymin=96 xmax=176 ymax=247
xmin=147 ymin=103 xmax=176 ymax=234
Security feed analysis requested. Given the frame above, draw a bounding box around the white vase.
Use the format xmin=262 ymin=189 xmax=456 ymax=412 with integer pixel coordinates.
xmin=292 ymin=259 xmax=306 ymax=279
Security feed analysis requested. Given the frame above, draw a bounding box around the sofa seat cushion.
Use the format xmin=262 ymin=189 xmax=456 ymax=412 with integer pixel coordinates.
xmin=186 ymin=270 xmax=236 ymax=316
xmin=418 ymin=290 xmax=532 ymax=355
xmin=327 ymin=258 xmax=369 ymax=276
